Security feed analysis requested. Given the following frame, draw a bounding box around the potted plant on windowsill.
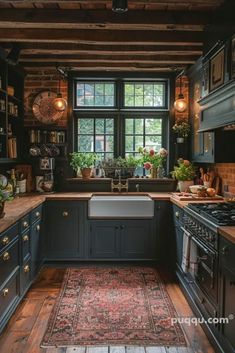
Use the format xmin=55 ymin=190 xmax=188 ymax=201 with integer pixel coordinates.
xmin=172 ymin=120 xmax=190 ymax=143
xmin=70 ymin=152 xmax=98 ymax=179
xmin=171 ymin=158 xmax=195 ymax=192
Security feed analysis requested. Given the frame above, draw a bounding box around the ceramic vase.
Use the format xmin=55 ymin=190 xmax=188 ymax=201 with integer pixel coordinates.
xmin=178 ymin=180 xmax=194 ymax=192
xmin=150 ymin=167 xmax=158 ymax=179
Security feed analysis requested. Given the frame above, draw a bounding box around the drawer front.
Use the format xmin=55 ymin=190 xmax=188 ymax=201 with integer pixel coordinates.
xmin=220 ymin=237 xmax=235 ymax=274
xmin=20 ymin=214 xmax=30 ymax=233
xmin=0 ymin=270 xmax=19 ymax=320
xmin=21 ymin=231 xmax=30 ymax=262
xmin=20 ymin=258 xmax=31 ymax=294
xmin=0 ymin=240 xmax=19 ymax=285
xmin=173 ymin=204 xmax=184 ymax=224
xmin=31 ymin=205 xmax=43 ymax=225
xmin=0 ymin=223 xmax=18 ymax=253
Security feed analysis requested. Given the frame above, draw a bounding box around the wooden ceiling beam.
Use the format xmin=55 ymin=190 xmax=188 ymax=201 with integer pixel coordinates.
xmin=0 ymin=9 xmax=214 ymax=31
xmin=0 ymin=29 xmax=203 ymax=45
xmin=1 ymin=42 xmax=203 ymax=51
xmin=19 ymin=54 xmax=198 ymax=63
xmin=20 ymin=59 xmax=192 ymax=65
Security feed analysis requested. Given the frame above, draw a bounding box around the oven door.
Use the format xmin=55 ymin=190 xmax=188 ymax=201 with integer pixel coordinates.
xmin=191 ymin=235 xmax=218 ymax=303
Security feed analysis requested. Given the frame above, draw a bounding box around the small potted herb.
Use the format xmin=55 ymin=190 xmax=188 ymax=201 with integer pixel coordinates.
xmin=70 ymin=152 xmax=98 ymax=179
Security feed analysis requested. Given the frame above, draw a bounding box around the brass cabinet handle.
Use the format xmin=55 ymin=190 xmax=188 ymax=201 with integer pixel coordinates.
xmin=62 ymin=211 xmax=69 ymax=217
xmin=3 ymin=288 xmax=9 ymax=297
xmin=23 ymin=221 xmax=29 ymax=228
xmin=1 ymin=236 xmax=10 ymax=246
xmin=36 ymin=225 xmax=40 ymax=231
xmin=23 ymin=234 xmax=29 ymax=242
xmin=24 ymin=265 xmax=30 ymax=273
xmin=175 ymin=211 xmax=179 ymax=218
xmin=35 ymin=211 xmax=40 ymax=217
xmin=2 ymin=252 xmax=10 ymax=261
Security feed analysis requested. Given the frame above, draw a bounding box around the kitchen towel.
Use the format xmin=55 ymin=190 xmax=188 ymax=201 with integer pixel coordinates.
xmin=181 ymin=229 xmax=191 ymax=273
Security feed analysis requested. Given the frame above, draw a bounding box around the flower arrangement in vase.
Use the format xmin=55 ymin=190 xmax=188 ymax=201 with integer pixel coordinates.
xmin=172 ymin=120 xmax=190 ymax=143
xmin=171 ymin=158 xmax=195 ymax=192
xmin=138 ymin=147 xmax=168 ymax=178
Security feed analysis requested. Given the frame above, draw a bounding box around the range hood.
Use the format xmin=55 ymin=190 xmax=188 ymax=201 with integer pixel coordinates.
xmin=198 ymin=80 xmax=235 ymax=132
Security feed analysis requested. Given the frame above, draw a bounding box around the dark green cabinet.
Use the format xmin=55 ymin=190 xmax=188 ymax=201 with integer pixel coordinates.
xmin=89 ymin=221 xmax=120 ymax=258
xmin=45 ymin=201 xmax=86 ymax=260
xmin=89 ymin=219 xmax=155 ymax=260
xmin=30 ymin=220 xmax=42 ymax=278
xmin=172 ymin=204 xmax=184 ymax=270
xmin=219 ymin=237 xmax=235 ymax=353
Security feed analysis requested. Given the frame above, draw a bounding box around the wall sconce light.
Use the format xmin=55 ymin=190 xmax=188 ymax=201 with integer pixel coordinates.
xmin=174 ymin=75 xmax=187 ymax=113
xmin=53 ymin=75 xmax=67 ymax=112
xmin=112 ymin=0 xmax=128 ymax=13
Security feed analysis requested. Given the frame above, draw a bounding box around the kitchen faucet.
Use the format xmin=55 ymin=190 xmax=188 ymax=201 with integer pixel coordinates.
xmin=111 ymin=169 xmax=128 ymax=192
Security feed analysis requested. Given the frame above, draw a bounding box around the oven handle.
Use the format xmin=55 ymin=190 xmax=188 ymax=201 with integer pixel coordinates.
xmin=180 ymin=226 xmax=215 ymax=256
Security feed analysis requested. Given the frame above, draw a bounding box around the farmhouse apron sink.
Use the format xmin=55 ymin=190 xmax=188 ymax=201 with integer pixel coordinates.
xmin=88 ymin=195 xmax=154 ymax=218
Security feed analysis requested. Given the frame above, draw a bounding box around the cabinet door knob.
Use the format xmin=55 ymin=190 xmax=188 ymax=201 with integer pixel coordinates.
xmin=62 ymin=211 xmax=69 ymax=217
xmin=35 ymin=211 xmax=40 ymax=217
xmin=221 ymin=246 xmax=229 ymax=256
xmin=120 ymin=225 xmax=125 ymax=230
xmin=23 ymin=221 xmax=29 ymax=228
xmin=23 ymin=234 xmax=29 ymax=242
xmin=115 ymin=225 xmax=119 ymax=230
xmin=2 ymin=252 xmax=10 ymax=261
xmin=36 ymin=225 xmax=40 ymax=231
xmin=175 ymin=211 xmax=179 ymax=218
xmin=1 ymin=236 xmax=10 ymax=246
xmin=3 ymin=288 xmax=9 ymax=297
xmin=24 ymin=265 xmax=30 ymax=273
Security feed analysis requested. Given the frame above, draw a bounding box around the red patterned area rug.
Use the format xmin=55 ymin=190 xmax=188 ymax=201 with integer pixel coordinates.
xmin=41 ymin=266 xmax=187 ymax=347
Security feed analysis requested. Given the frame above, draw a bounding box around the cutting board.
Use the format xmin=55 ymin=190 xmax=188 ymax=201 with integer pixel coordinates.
xmin=171 ymin=192 xmax=223 ymax=201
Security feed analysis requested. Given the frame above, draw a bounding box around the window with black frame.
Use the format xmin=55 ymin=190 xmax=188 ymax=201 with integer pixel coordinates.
xmin=74 ymin=79 xmax=168 ymax=159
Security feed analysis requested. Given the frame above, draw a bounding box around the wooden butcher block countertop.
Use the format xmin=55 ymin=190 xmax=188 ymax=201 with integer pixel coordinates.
xmin=0 ymin=192 xmax=234 ymax=244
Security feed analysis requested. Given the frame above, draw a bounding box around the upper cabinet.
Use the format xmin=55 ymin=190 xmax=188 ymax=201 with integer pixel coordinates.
xmin=0 ymin=57 xmax=24 ymax=163
xmin=189 ymin=35 xmax=235 ymax=163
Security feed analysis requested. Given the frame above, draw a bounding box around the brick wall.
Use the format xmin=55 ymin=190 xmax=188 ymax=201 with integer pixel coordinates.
xmin=215 ymin=163 xmax=235 ymax=193
xmin=24 ymin=68 xmax=68 ymax=128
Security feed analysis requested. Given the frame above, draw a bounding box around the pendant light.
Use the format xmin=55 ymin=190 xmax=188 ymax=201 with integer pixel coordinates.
xmin=112 ymin=0 xmax=128 ymax=13
xmin=174 ymin=75 xmax=187 ymax=113
xmin=53 ymin=74 xmax=67 ymax=112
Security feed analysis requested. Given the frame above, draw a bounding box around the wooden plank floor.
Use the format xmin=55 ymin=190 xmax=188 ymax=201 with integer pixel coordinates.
xmin=0 ymin=267 xmax=215 ymax=353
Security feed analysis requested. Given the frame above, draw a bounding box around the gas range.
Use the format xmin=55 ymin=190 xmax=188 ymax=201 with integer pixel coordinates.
xmin=187 ymin=202 xmax=235 ymax=226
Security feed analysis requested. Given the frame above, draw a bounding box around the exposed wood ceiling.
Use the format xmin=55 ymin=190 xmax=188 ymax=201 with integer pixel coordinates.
xmin=0 ymin=0 xmax=234 ymax=73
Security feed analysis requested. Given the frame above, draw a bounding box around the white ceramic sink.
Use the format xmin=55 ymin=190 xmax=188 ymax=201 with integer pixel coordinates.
xmin=88 ymin=195 xmax=154 ymax=218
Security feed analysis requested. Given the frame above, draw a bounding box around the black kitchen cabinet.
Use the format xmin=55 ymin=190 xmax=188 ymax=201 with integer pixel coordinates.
xmin=219 ymin=237 xmax=235 ymax=353
xmin=30 ymin=220 xmax=42 ymax=278
xmin=89 ymin=221 xmax=120 ymax=259
xmin=45 ymin=201 xmax=86 ymax=260
xmin=89 ymin=219 xmax=155 ymax=260
xmin=172 ymin=204 xmax=184 ymax=270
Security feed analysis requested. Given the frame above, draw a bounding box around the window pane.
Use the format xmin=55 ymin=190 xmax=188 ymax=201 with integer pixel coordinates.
xmin=106 ymin=135 xmax=114 ymax=152
xmin=78 ymin=135 xmax=93 ymax=152
xmin=124 ymin=82 xmax=165 ymax=108
xmin=95 ymin=135 xmax=104 ymax=152
xmin=106 ymin=119 xmax=114 ymax=134
xmin=125 ymin=136 xmax=134 ymax=152
xmin=78 ymin=119 xmax=94 ymax=134
xmin=145 ymin=135 xmax=162 ymax=150
xmin=125 ymin=119 xmax=133 ymax=134
xmin=135 ymin=119 xmax=144 ymax=134
xmin=135 ymin=136 xmax=143 ymax=151
xmin=76 ymin=81 xmax=115 ymax=107
xmin=95 ymin=119 xmax=104 ymax=134
xmin=145 ymin=119 xmax=162 ymax=134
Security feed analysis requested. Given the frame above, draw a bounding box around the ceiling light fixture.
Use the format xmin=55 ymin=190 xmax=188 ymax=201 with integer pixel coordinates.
xmin=112 ymin=0 xmax=128 ymax=13
xmin=174 ymin=75 xmax=187 ymax=113
xmin=53 ymin=72 xmax=67 ymax=112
